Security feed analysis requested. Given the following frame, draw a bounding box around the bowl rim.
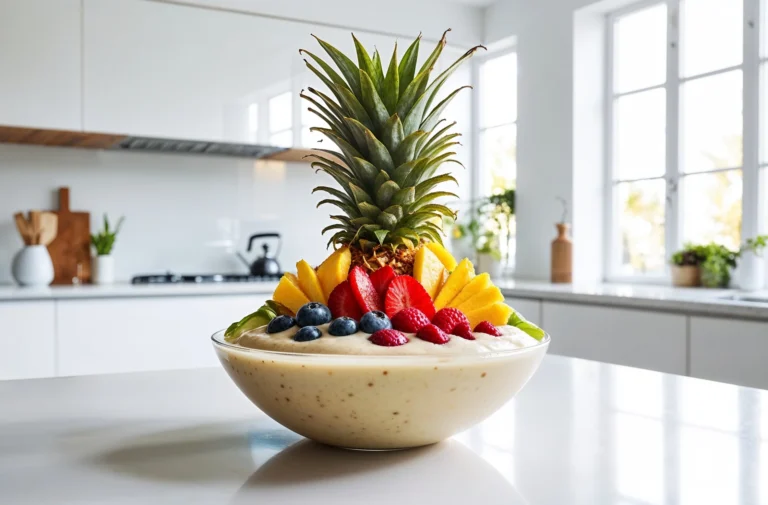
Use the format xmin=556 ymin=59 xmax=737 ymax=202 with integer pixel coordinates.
xmin=210 ymin=328 xmax=550 ymax=362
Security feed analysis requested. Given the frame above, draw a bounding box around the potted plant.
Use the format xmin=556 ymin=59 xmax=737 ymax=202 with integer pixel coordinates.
xmin=670 ymin=244 xmax=705 ymax=287
xmin=90 ymin=214 xmax=124 ymax=285
xmin=453 ymin=205 xmax=503 ymax=278
xmin=738 ymin=235 xmax=768 ymax=291
xmin=699 ymin=243 xmax=738 ymax=288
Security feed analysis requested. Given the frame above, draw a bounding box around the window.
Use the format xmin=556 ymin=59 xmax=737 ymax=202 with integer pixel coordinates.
xmin=606 ymin=0 xmax=764 ymax=279
xmin=476 ymin=51 xmax=518 ymax=268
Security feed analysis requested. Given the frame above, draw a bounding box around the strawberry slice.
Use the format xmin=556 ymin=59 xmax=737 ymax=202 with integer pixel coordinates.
xmin=348 ymin=266 xmax=383 ymax=313
xmin=369 ymin=265 xmax=396 ymax=299
xmin=327 ymin=281 xmax=363 ymax=320
xmin=384 ymin=275 xmax=436 ymax=320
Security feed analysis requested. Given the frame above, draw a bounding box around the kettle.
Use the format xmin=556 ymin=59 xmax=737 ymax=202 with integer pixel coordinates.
xmin=237 ymin=233 xmax=282 ymax=276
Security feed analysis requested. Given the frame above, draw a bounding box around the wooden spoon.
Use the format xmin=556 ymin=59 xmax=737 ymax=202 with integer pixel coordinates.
xmin=29 ymin=211 xmax=42 ymax=245
xmin=38 ymin=212 xmax=58 ymax=246
xmin=14 ymin=212 xmax=31 ymax=245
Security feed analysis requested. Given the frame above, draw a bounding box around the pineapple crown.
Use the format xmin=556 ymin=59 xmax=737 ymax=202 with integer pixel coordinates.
xmin=300 ymin=30 xmax=485 ymax=251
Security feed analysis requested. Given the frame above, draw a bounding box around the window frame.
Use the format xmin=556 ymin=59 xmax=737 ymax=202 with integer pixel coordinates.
xmin=604 ymin=0 xmax=763 ymax=283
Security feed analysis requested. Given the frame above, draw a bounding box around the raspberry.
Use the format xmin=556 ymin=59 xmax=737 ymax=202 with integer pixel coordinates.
xmin=391 ymin=307 xmax=431 ymax=333
xmin=452 ymin=322 xmax=475 ymax=340
xmin=431 ymin=307 xmax=470 ymax=334
xmin=369 ymin=329 xmax=409 ymax=347
xmin=416 ymin=324 xmax=450 ymax=345
xmin=474 ymin=321 xmax=502 ymax=336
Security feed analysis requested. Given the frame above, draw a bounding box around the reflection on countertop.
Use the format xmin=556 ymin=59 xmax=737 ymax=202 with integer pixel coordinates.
xmin=1 ymin=355 xmax=766 ymax=504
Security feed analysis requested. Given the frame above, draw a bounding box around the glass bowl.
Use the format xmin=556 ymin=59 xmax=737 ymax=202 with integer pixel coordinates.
xmin=212 ymin=330 xmax=549 ymax=450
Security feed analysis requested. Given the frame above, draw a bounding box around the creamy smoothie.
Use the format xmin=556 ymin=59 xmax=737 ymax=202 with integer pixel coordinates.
xmin=213 ymin=328 xmax=548 ymax=449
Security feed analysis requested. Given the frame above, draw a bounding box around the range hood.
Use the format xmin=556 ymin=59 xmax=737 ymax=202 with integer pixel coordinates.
xmin=0 ymin=125 xmax=311 ymax=161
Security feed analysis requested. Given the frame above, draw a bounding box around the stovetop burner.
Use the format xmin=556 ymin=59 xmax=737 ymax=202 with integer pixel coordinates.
xmin=131 ymin=272 xmax=282 ymax=284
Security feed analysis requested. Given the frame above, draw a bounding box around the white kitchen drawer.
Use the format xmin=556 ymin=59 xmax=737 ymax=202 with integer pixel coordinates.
xmin=542 ymin=301 xmax=687 ymax=375
xmin=0 ymin=301 xmax=56 ymax=380
xmin=56 ymin=295 xmax=267 ymax=376
xmin=690 ymin=316 xmax=768 ymax=390
xmin=504 ymin=297 xmax=542 ymax=326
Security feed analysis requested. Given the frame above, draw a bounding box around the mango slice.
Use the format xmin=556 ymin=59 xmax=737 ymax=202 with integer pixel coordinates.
xmin=425 ymin=242 xmax=458 ymax=271
xmin=454 ymin=285 xmax=504 ymax=313
xmin=316 ymin=247 xmax=352 ymax=300
xmin=297 ymin=259 xmax=327 ymax=304
xmin=414 ymin=246 xmax=447 ymax=300
xmin=273 ymin=274 xmax=310 ymax=314
xmin=465 ymin=302 xmax=514 ymax=329
xmin=433 ymin=258 xmax=475 ymax=310
xmin=447 ymin=273 xmax=492 ymax=309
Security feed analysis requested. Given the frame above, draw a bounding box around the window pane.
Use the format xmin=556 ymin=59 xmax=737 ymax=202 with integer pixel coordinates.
xmin=681 ymin=0 xmax=743 ymax=77
xmin=248 ymin=103 xmax=259 ymax=143
xmin=616 ymin=179 xmax=666 ymax=274
xmin=682 ymin=169 xmax=742 ymax=250
xmin=301 ymin=127 xmax=324 ymax=148
xmin=269 ymin=130 xmax=293 ymax=148
xmin=269 ymin=92 xmax=292 ymax=133
xmin=480 ymin=123 xmax=516 ymax=195
xmin=614 ymin=89 xmax=666 ymax=180
xmin=614 ymin=4 xmax=667 ymax=93
xmin=681 ymin=70 xmax=742 ymax=173
xmin=301 ymin=101 xmax=325 ymax=148
xmin=480 ymin=53 xmax=517 ymax=128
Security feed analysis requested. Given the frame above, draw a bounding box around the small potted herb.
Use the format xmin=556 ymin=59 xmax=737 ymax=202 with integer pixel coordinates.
xmin=738 ymin=235 xmax=768 ymax=291
xmin=670 ymin=244 xmax=705 ymax=287
xmin=90 ymin=214 xmax=124 ymax=285
xmin=699 ymin=243 xmax=738 ymax=288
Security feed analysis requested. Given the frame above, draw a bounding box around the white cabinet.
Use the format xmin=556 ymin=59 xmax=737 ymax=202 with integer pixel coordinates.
xmin=56 ymin=295 xmax=267 ymax=376
xmin=690 ymin=316 xmax=768 ymax=390
xmin=0 ymin=301 xmax=56 ymax=380
xmin=0 ymin=0 xmax=81 ymax=130
xmin=542 ymin=302 xmax=687 ymax=375
xmin=505 ymin=297 xmax=542 ymax=326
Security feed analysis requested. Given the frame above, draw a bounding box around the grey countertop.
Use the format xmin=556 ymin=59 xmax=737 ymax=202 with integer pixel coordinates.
xmin=1 ymin=355 xmax=766 ymax=504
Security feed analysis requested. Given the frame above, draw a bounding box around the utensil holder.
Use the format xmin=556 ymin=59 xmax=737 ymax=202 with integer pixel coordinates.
xmin=11 ymin=245 xmax=54 ymax=287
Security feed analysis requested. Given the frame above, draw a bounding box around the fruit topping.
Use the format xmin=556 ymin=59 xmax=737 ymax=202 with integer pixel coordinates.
xmin=414 ymin=246 xmax=447 ymax=300
xmin=265 ymin=299 xmax=294 ymax=317
xmin=454 ymin=285 xmax=504 ymax=313
xmin=296 ymin=259 xmax=327 ymax=304
xmin=384 ymin=275 xmax=436 ymax=320
xmin=507 ymin=310 xmax=546 ymax=341
xmin=425 ymin=242 xmax=458 ymax=271
xmin=465 ymin=302 xmax=514 ymax=329
xmin=453 ymin=322 xmax=475 ymax=340
xmin=349 ymin=266 xmax=384 ymax=313
xmin=316 ymin=246 xmax=352 ymax=300
xmin=359 ymin=310 xmax=393 ymax=334
xmin=328 ymin=317 xmax=359 ymax=336
xmin=369 ymin=265 xmax=396 ymax=299
xmin=447 ymin=273 xmax=491 ymax=310
xmin=327 ymin=281 xmax=364 ymax=320
xmin=369 ymin=329 xmax=409 ymax=347
xmin=267 ymin=315 xmax=296 ymax=334
xmin=296 ymin=302 xmax=332 ymax=327
xmin=391 ymin=307 xmax=430 ymax=333
xmin=473 ymin=321 xmax=502 ymax=336
xmin=225 ymin=304 xmax=277 ymax=341
xmin=273 ymin=274 xmax=311 ymax=315
xmin=431 ymin=307 xmax=470 ymax=334
xmin=416 ymin=324 xmax=450 ymax=345
xmin=294 ymin=326 xmax=323 ymax=342
xmin=434 ymin=258 xmax=475 ymax=310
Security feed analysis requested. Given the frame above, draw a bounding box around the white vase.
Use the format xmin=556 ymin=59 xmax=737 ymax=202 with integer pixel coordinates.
xmin=93 ymin=255 xmax=115 ymax=285
xmin=477 ymin=253 xmax=502 ymax=279
xmin=739 ymin=252 xmax=766 ymax=291
xmin=11 ymin=245 xmax=54 ymax=287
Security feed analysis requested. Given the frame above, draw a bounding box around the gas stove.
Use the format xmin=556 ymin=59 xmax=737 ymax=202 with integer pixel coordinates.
xmin=131 ymin=273 xmax=282 ymax=284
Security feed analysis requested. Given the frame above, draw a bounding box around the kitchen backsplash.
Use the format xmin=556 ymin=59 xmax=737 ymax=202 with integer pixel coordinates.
xmin=0 ymin=143 xmax=334 ymax=283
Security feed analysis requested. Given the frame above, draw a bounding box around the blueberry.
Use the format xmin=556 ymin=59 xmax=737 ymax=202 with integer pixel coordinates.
xmin=359 ymin=311 xmax=392 ymax=334
xmin=267 ymin=315 xmax=296 ymax=334
xmin=328 ymin=317 xmax=359 ymax=336
xmin=296 ymin=302 xmax=332 ymax=327
xmin=294 ymin=326 xmax=323 ymax=342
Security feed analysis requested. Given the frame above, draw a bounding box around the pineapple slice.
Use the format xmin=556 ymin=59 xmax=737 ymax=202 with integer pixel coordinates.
xmin=454 ymin=285 xmax=504 ymax=313
xmin=414 ymin=246 xmax=447 ymax=300
xmin=465 ymin=302 xmax=514 ymax=328
xmin=273 ymin=274 xmax=310 ymax=315
xmin=425 ymin=242 xmax=458 ymax=271
xmin=434 ymin=258 xmax=475 ymax=310
xmin=447 ymin=273 xmax=492 ymax=309
xmin=316 ymin=246 xmax=352 ymax=299
xmin=296 ymin=259 xmax=327 ymax=304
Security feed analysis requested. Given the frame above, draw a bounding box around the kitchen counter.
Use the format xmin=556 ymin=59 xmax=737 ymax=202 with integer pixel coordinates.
xmin=1 ymin=355 xmax=766 ymax=504
xmin=499 ymin=279 xmax=768 ymax=320
xmin=0 ymin=281 xmax=279 ymax=301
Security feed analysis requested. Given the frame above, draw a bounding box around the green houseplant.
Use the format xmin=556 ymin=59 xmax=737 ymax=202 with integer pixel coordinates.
xmin=737 ymin=235 xmax=768 ymax=290
xmin=670 ymin=244 xmax=706 ymax=287
xmin=90 ymin=214 xmax=124 ymax=285
xmin=670 ymin=243 xmax=738 ymax=288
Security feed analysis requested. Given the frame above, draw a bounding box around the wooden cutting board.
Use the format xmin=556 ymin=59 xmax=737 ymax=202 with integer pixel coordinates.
xmin=48 ymin=187 xmax=91 ymax=284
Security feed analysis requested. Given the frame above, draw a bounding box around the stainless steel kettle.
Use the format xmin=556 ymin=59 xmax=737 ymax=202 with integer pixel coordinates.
xmin=237 ymin=233 xmax=282 ymax=276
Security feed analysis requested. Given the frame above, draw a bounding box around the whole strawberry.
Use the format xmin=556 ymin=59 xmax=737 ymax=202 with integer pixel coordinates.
xmin=431 ymin=307 xmax=470 ymax=334
xmin=416 ymin=324 xmax=450 ymax=345
xmin=474 ymin=321 xmax=503 ymax=336
xmin=369 ymin=329 xmax=409 ymax=347
xmin=392 ymin=307 xmax=431 ymax=333
xmin=452 ymin=322 xmax=475 ymax=340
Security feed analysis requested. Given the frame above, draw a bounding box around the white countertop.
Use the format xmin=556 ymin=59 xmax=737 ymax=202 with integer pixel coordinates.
xmin=1 ymin=355 xmax=766 ymax=504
